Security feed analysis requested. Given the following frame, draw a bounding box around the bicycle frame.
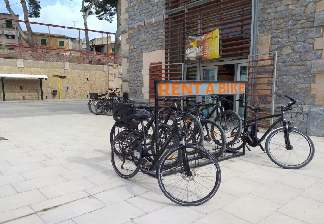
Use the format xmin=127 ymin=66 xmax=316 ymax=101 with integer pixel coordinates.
xmin=243 ymin=110 xmax=291 ymax=148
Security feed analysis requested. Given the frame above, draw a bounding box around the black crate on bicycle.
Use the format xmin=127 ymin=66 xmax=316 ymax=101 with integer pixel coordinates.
xmin=112 ymin=103 xmax=139 ymax=129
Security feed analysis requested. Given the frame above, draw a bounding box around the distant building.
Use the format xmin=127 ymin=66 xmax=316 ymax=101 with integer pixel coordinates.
xmin=82 ymin=36 xmax=115 ymax=55
xmin=29 ymin=32 xmax=79 ymax=50
xmin=0 ymin=13 xmax=19 ymax=50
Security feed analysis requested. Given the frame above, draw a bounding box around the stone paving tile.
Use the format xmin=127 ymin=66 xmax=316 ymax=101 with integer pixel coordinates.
xmin=38 ymin=197 xmax=105 ymax=224
xmin=133 ymin=206 xmax=203 ymax=224
xmin=280 ymin=196 xmax=324 ymax=224
xmin=126 ymin=191 xmax=170 ymax=214
xmin=189 ymin=191 xmax=237 ymax=215
xmin=31 ymin=191 xmax=89 ymax=212
xmin=0 ymin=206 xmax=34 ymax=223
xmin=0 ymin=190 xmax=46 ymax=213
xmin=6 ymin=215 xmax=45 ymax=224
xmin=93 ymin=185 xmax=148 ymax=205
xmin=199 ymin=209 xmax=252 ymax=224
xmin=38 ymin=178 xmax=96 ymax=199
xmin=258 ymin=212 xmax=308 ymax=224
xmin=301 ymin=180 xmax=324 ymax=203
xmin=12 ymin=175 xmax=67 ymax=193
xmin=74 ymin=201 xmax=145 ymax=224
xmin=0 ymin=184 xmax=17 ymax=198
xmin=0 ymin=174 xmax=25 ymax=187
xmin=222 ymin=195 xmax=281 ymax=224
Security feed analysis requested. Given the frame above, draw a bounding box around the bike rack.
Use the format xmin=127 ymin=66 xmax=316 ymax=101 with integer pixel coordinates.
xmin=153 ymin=80 xmax=248 ymax=163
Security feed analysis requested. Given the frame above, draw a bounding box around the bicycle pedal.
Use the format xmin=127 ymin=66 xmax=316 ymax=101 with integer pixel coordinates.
xmin=246 ymin=146 xmax=252 ymax=151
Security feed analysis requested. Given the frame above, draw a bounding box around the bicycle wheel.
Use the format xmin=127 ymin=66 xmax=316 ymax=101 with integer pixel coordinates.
xmin=110 ymin=123 xmax=127 ymax=145
xmin=201 ymin=120 xmax=226 ymax=156
xmin=111 ymin=130 xmax=142 ymax=178
xmin=157 ymin=145 xmax=221 ymax=206
xmin=265 ymin=127 xmax=315 ymax=169
xmin=215 ymin=110 xmax=242 ymax=146
xmin=179 ymin=113 xmax=203 ymax=146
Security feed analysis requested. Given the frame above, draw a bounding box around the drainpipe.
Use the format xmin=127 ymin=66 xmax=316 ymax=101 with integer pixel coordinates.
xmin=250 ymin=0 xmax=259 ymax=58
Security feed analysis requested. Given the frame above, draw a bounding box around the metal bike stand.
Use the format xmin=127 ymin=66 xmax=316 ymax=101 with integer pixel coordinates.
xmin=153 ymin=80 xmax=247 ymax=164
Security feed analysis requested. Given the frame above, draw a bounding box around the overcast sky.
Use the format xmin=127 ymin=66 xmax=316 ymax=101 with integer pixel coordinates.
xmin=0 ymin=0 xmax=117 ymax=39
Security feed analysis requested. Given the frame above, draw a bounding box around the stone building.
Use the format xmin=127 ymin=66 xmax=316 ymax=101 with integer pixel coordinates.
xmin=120 ymin=0 xmax=324 ymax=136
xmin=0 ymin=13 xmax=19 ymax=50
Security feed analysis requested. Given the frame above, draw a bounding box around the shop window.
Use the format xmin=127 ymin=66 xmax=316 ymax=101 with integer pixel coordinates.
xmin=5 ymin=20 xmax=13 ymax=28
xmin=41 ymin=38 xmax=48 ymax=46
xmin=58 ymin=40 xmax=65 ymax=47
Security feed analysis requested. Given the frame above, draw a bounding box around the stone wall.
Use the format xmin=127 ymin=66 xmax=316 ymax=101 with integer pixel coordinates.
xmin=121 ymin=0 xmax=165 ymax=99
xmin=0 ymin=59 xmax=121 ymax=101
xmin=257 ymin=0 xmax=324 ymax=136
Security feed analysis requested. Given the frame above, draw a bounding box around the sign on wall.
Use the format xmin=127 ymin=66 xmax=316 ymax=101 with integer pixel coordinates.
xmin=157 ymin=81 xmax=246 ymax=97
xmin=185 ymin=29 xmax=220 ymax=60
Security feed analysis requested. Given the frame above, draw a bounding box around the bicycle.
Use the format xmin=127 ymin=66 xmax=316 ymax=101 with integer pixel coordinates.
xmin=228 ymin=95 xmax=315 ymax=169
xmin=110 ymin=102 xmax=222 ymax=206
xmin=200 ymin=96 xmax=242 ymax=147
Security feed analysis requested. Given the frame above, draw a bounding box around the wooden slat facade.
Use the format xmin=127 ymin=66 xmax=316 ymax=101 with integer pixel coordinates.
xmin=165 ymin=0 xmax=252 ymax=67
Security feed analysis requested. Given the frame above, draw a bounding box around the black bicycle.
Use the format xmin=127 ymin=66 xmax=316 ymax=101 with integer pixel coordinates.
xmin=110 ymin=103 xmax=222 ymax=206
xmin=228 ymin=95 xmax=315 ymax=169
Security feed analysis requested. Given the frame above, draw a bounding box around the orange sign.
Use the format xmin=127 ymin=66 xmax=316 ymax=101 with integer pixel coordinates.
xmin=157 ymin=81 xmax=246 ymax=97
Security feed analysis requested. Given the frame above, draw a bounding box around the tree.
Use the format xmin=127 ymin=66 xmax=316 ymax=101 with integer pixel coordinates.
xmin=81 ymin=0 xmax=117 ymax=50
xmin=3 ymin=0 xmax=41 ymax=46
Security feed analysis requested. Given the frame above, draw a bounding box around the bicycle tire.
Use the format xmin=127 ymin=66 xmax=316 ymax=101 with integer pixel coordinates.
xmin=215 ymin=110 xmax=242 ymax=146
xmin=179 ymin=113 xmax=203 ymax=146
xmin=201 ymin=120 xmax=226 ymax=156
xmin=111 ymin=130 xmax=142 ymax=179
xmin=157 ymin=145 xmax=221 ymax=206
xmin=265 ymin=127 xmax=315 ymax=169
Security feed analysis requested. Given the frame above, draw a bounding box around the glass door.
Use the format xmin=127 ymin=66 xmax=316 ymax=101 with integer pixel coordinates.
xmin=236 ymin=64 xmax=248 ymax=117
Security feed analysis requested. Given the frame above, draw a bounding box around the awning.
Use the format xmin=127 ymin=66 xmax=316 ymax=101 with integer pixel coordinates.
xmin=0 ymin=74 xmax=48 ymax=80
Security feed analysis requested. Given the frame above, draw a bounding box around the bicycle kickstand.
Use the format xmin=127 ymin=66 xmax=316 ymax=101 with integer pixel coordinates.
xmin=259 ymin=144 xmax=265 ymax=152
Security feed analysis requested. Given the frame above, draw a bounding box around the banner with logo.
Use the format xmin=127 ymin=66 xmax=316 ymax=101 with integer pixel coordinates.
xmin=185 ymin=29 xmax=220 ymax=60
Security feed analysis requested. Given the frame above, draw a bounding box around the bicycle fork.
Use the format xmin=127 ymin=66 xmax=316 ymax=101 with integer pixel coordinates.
xmin=283 ymin=121 xmax=293 ymax=150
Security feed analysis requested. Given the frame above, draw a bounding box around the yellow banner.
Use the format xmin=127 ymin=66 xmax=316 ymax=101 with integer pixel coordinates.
xmin=185 ymin=29 xmax=220 ymax=60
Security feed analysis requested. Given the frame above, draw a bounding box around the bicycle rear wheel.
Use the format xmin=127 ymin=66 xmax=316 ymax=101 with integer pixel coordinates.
xmin=111 ymin=130 xmax=142 ymax=178
xmin=201 ymin=120 xmax=226 ymax=156
xmin=265 ymin=127 xmax=315 ymax=169
xmin=215 ymin=110 xmax=242 ymax=146
xmin=179 ymin=113 xmax=203 ymax=146
xmin=157 ymin=145 xmax=221 ymax=206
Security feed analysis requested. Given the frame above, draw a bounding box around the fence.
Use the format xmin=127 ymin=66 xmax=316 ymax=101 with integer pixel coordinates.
xmin=0 ymin=18 xmax=118 ymax=65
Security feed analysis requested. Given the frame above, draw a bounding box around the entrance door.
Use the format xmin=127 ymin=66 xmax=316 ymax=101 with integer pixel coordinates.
xmin=235 ymin=64 xmax=248 ymax=117
xmin=201 ymin=66 xmax=218 ymax=81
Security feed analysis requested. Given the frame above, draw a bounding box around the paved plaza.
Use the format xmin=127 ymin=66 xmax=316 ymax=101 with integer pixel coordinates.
xmin=0 ymin=101 xmax=323 ymax=224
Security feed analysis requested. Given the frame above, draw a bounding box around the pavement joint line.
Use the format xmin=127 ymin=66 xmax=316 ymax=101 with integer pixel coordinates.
xmin=0 ymin=192 xmax=101 ymax=224
xmin=276 ymin=210 xmax=312 ymax=224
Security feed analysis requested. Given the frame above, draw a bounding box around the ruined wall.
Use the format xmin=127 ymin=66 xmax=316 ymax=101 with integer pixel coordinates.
xmin=122 ymin=0 xmax=165 ymax=99
xmin=257 ymin=0 xmax=324 ymax=136
xmin=0 ymin=59 xmax=121 ymax=101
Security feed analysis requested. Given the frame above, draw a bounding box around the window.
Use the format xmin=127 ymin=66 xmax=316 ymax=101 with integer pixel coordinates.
xmin=5 ymin=34 xmax=15 ymax=39
xmin=41 ymin=39 xmax=48 ymax=46
xmin=5 ymin=20 xmax=13 ymax=28
xmin=58 ymin=40 xmax=65 ymax=47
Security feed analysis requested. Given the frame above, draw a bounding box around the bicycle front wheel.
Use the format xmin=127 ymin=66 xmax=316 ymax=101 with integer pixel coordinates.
xmin=111 ymin=130 xmax=142 ymax=178
xmin=157 ymin=145 xmax=221 ymax=206
xmin=265 ymin=127 xmax=315 ymax=169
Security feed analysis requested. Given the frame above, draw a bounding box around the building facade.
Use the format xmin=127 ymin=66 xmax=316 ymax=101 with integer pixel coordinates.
xmin=121 ymin=0 xmax=324 ymax=136
xmin=0 ymin=13 xmax=19 ymax=50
